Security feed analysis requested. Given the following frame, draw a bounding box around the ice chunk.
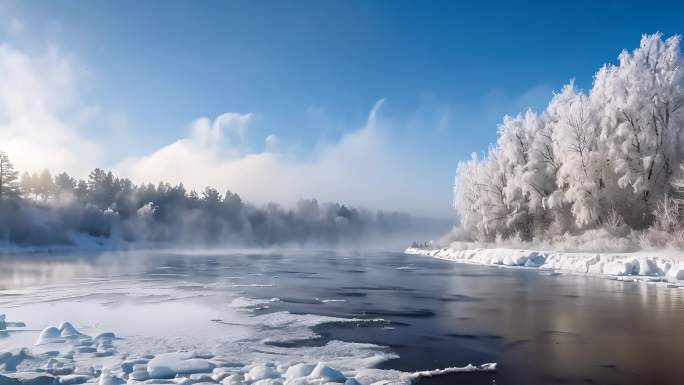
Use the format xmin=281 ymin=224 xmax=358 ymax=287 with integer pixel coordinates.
xmin=99 ymin=372 xmax=125 ymax=385
xmin=147 ymin=352 xmax=216 ymax=379
xmin=0 ymin=348 xmax=29 ymax=371
xmin=344 ymin=379 xmax=361 ymax=385
xmin=36 ymin=327 xmax=64 ymax=345
xmin=666 ymin=264 xmax=684 ymax=281
xmin=188 ymin=374 xmax=213 ymax=382
xmin=245 ymin=364 xmax=279 ymax=381
xmin=284 ymin=364 xmax=314 ymax=378
xmin=73 ymin=367 xmax=96 ymax=377
xmin=94 ymin=349 xmax=115 ymax=357
xmin=636 ymin=258 xmax=659 ymax=276
xmin=130 ymin=369 xmax=150 ymax=381
xmin=94 ymin=332 xmax=115 ymax=340
xmin=58 ymin=322 xmax=82 ymax=339
xmin=603 ymin=260 xmax=636 ymax=276
xmin=58 ymin=374 xmax=90 ymax=385
xmin=122 ymin=359 xmax=150 ymax=374
xmin=43 ymin=359 xmax=74 ymax=376
xmin=308 ymin=363 xmax=346 ymax=383
xmin=250 ymin=380 xmax=282 ymax=385
xmin=210 ymin=368 xmax=232 ymax=382
xmin=221 ymin=374 xmax=244 ymax=385
xmin=1 ymin=372 xmax=57 ymax=385
xmin=524 ymin=252 xmax=546 ymax=267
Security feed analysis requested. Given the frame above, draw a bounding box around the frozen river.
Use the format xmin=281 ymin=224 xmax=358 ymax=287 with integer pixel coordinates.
xmin=0 ymin=248 xmax=682 ymax=384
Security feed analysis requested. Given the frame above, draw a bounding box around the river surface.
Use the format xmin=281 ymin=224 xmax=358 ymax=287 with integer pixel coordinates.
xmin=0 ymin=248 xmax=682 ymax=384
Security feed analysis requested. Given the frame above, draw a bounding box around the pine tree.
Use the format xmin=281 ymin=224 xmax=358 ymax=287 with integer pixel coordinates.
xmin=0 ymin=151 xmax=20 ymax=199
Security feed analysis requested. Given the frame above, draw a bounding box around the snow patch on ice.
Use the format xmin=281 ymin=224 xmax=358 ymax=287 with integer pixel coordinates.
xmin=407 ymin=363 xmax=497 ymax=379
xmin=315 ymin=299 xmax=346 ymax=303
xmin=229 ymin=297 xmax=280 ymax=311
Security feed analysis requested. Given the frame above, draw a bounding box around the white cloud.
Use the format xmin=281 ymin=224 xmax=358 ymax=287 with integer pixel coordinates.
xmin=189 ymin=112 xmax=252 ymax=149
xmin=115 ymin=99 xmax=438 ymax=215
xmin=264 ymin=134 xmax=279 ymax=152
xmin=0 ymin=42 xmax=101 ymax=175
xmin=0 ymin=36 xmax=445 ymax=216
xmin=0 ymin=28 xmax=448 ymax=216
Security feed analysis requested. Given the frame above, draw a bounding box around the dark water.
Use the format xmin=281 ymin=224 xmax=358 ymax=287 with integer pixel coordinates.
xmin=1 ymin=249 xmax=683 ymax=384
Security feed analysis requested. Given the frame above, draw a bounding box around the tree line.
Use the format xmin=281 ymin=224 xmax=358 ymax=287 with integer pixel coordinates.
xmin=0 ymin=151 xmax=436 ymax=246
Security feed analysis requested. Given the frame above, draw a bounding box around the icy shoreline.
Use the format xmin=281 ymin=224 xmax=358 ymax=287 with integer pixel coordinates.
xmin=404 ymin=247 xmax=684 ymax=286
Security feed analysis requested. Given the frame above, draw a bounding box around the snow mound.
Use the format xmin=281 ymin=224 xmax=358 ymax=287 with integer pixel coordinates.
xmin=405 ymin=247 xmax=684 ymax=286
xmin=35 ymin=327 xmax=64 ymax=345
xmin=35 ymin=322 xmax=116 ymax=347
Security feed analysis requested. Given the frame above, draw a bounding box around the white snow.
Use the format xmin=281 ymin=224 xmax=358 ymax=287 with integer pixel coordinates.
xmin=0 ymin=302 xmax=497 ymax=385
xmin=405 ymin=247 xmax=684 ymax=286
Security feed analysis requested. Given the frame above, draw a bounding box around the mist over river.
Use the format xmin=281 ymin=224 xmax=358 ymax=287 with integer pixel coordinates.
xmin=0 ymin=249 xmax=682 ymax=384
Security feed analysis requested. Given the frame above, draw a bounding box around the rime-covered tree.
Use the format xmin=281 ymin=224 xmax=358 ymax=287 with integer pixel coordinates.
xmin=20 ymin=172 xmax=35 ymax=199
xmin=36 ymin=170 xmax=56 ymax=200
xmin=0 ymin=151 xmax=19 ymax=199
xmin=55 ymin=172 xmax=77 ymax=194
xmin=454 ymin=33 xmax=684 ymax=240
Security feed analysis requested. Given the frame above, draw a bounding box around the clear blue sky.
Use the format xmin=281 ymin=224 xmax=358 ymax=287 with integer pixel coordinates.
xmin=1 ymin=0 xmax=683 ymax=216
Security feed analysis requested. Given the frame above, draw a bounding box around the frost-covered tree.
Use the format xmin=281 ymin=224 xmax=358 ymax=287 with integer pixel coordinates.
xmin=0 ymin=151 xmax=19 ymax=199
xmin=593 ymin=33 xmax=684 ymax=226
xmin=454 ymin=33 xmax=684 ymax=240
xmin=36 ymin=170 xmax=56 ymax=200
xmin=55 ymin=172 xmax=77 ymax=194
xmin=20 ymin=172 xmax=36 ymax=199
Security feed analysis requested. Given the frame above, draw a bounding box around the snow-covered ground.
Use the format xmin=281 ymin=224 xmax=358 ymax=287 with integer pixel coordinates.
xmin=405 ymin=247 xmax=684 ymax=287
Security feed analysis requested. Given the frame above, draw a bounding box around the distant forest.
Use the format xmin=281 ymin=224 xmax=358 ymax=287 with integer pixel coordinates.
xmin=0 ymin=151 xmax=440 ymax=247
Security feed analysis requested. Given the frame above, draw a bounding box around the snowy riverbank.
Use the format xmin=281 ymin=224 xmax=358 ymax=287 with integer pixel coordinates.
xmin=404 ymin=247 xmax=684 ymax=286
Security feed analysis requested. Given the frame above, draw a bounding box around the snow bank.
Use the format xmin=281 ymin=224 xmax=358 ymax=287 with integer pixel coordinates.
xmin=405 ymin=247 xmax=684 ymax=286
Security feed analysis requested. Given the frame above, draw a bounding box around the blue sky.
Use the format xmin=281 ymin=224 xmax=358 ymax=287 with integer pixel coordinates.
xmin=0 ymin=0 xmax=682 ymax=217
